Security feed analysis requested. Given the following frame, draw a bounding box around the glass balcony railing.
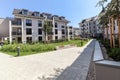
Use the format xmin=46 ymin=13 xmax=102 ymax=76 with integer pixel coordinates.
xmin=11 ymin=18 xmax=22 ymax=26
xmin=12 ymin=21 xmax=22 ymax=25
xmin=12 ymin=32 xmax=22 ymax=35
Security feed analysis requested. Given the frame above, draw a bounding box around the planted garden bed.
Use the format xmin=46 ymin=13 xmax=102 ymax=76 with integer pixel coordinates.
xmin=0 ymin=39 xmax=89 ymax=56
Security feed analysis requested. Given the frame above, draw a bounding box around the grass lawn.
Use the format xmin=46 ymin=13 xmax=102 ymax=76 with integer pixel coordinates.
xmin=0 ymin=39 xmax=90 ymax=56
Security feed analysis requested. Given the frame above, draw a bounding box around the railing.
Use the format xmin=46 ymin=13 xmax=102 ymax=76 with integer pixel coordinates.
xmin=12 ymin=32 xmax=22 ymax=35
xmin=11 ymin=21 xmax=22 ymax=26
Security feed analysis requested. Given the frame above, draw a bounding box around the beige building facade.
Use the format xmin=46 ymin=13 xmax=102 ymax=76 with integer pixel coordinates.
xmin=0 ymin=9 xmax=71 ymax=43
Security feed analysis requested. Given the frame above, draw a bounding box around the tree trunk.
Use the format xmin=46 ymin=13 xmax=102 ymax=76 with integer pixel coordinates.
xmin=106 ymin=25 xmax=109 ymax=39
xmin=109 ymin=17 xmax=113 ymax=48
xmin=112 ymin=17 xmax=115 ymax=48
xmin=45 ymin=32 xmax=48 ymax=42
xmin=118 ymin=17 xmax=120 ymax=48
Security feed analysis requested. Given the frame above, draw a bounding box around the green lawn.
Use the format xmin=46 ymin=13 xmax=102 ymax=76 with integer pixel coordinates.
xmin=0 ymin=39 xmax=90 ymax=56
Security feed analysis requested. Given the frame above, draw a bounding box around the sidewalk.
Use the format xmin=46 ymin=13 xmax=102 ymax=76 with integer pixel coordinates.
xmin=0 ymin=40 xmax=92 ymax=80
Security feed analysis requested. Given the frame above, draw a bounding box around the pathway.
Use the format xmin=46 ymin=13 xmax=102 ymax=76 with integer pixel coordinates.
xmin=0 ymin=40 xmax=93 ymax=80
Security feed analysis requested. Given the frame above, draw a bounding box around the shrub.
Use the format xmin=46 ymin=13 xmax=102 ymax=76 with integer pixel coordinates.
xmin=0 ymin=39 xmax=89 ymax=56
xmin=108 ymin=48 xmax=120 ymax=61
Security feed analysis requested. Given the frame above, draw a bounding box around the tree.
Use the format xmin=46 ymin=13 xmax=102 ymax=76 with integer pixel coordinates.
xmin=98 ymin=0 xmax=120 ymax=48
xmin=43 ymin=20 xmax=53 ymax=43
xmin=96 ymin=0 xmax=108 ymax=12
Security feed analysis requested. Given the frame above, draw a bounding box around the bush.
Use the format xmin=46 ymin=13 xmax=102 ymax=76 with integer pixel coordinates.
xmin=0 ymin=39 xmax=89 ymax=56
xmin=108 ymin=48 xmax=120 ymax=61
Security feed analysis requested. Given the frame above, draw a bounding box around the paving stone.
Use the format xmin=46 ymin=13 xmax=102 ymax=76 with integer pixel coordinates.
xmin=0 ymin=40 xmax=93 ymax=80
xmin=56 ymin=40 xmax=95 ymax=80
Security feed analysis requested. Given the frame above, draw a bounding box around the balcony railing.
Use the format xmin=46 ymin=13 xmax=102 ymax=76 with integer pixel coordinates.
xmin=12 ymin=32 xmax=22 ymax=35
xmin=11 ymin=18 xmax=22 ymax=26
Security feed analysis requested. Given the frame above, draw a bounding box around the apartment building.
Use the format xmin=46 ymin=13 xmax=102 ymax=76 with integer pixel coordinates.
xmin=79 ymin=16 xmax=102 ymax=38
xmin=73 ymin=28 xmax=80 ymax=38
xmin=66 ymin=26 xmax=74 ymax=40
xmin=0 ymin=9 xmax=70 ymax=43
xmin=0 ymin=18 xmax=9 ymax=42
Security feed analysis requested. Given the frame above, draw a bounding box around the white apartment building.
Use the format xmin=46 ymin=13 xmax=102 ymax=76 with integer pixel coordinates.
xmin=104 ymin=19 xmax=118 ymax=40
xmin=66 ymin=26 xmax=74 ymax=40
xmin=79 ymin=16 xmax=102 ymax=38
xmin=73 ymin=28 xmax=80 ymax=38
xmin=0 ymin=9 xmax=70 ymax=43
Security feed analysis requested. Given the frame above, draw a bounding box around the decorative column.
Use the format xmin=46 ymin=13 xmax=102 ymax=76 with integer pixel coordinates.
xmin=67 ymin=26 xmax=70 ymax=41
xmin=52 ymin=17 xmax=55 ymax=40
xmin=9 ymin=20 xmax=12 ymax=44
xmin=21 ymin=19 xmax=26 ymax=43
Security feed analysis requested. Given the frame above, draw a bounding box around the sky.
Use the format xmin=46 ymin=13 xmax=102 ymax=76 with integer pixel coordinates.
xmin=0 ymin=0 xmax=103 ymax=28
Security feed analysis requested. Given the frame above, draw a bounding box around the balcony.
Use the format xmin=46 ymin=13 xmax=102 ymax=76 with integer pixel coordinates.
xmin=69 ymin=32 xmax=73 ymax=35
xmin=11 ymin=18 xmax=22 ymax=27
xmin=12 ymin=32 xmax=22 ymax=35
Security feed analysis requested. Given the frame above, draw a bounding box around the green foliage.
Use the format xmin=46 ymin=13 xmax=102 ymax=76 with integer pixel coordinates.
xmin=108 ymin=48 xmax=120 ymax=61
xmin=98 ymin=38 xmax=120 ymax=61
xmin=0 ymin=40 xmax=89 ymax=56
xmin=3 ymin=40 xmax=9 ymax=45
xmin=43 ymin=20 xmax=53 ymax=35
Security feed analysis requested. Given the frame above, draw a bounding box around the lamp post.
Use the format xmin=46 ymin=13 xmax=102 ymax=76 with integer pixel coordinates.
xmin=17 ymin=46 xmax=20 ymax=56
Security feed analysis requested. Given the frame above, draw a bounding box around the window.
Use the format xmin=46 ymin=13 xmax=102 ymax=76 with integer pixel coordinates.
xmin=69 ymin=32 xmax=72 ymax=35
xmin=55 ymin=22 xmax=58 ymax=28
xmin=26 ymin=37 xmax=32 ymax=43
xmin=38 ymin=29 xmax=42 ymax=35
xmin=34 ymin=12 xmax=39 ymax=16
xmin=38 ymin=36 xmax=42 ymax=41
xmin=26 ymin=28 xmax=32 ymax=35
xmin=55 ymin=36 xmax=58 ymax=40
xmin=55 ymin=29 xmax=58 ymax=34
xmin=22 ymin=10 xmax=28 ymax=15
xmin=62 ymin=29 xmax=65 ymax=34
xmin=17 ymin=28 xmax=22 ymax=35
xmin=38 ymin=21 xmax=42 ymax=27
xmin=17 ymin=19 xmax=22 ymax=25
xmin=62 ymin=26 xmax=65 ymax=28
xmin=26 ymin=19 xmax=32 ymax=26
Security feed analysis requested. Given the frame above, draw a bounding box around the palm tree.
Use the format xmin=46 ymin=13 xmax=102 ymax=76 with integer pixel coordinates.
xmin=96 ymin=0 xmax=108 ymax=12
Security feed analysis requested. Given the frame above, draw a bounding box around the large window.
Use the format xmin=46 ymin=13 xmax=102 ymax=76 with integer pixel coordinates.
xmin=34 ymin=12 xmax=39 ymax=16
xmin=55 ymin=36 xmax=58 ymax=40
xmin=55 ymin=29 xmax=58 ymax=34
xmin=26 ymin=28 xmax=32 ymax=35
xmin=55 ymin=22 xmax=58 ymax=28
xmin=38 ymin=29 xmax=42 ymax=35
xmin=38 ymin=21 xmax=42 ymax=27
xmin=26 ymin=37 xmax=32 ymax=43
xmin=62 ymin=29 xmax=65 ymax=34
xmin=38 ymin=36 xmax=42 ymax=41
xmin=22 ymin=10 xmax=28 ymax=15
xmin=26 ymin=19 xmax=32 ymax=26
xmin=61 ymin=26 xmax=65 ymax=28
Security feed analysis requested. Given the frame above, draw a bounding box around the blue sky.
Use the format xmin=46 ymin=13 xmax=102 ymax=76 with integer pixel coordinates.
xmin=0 ymin=0 xmax=102 ymax=27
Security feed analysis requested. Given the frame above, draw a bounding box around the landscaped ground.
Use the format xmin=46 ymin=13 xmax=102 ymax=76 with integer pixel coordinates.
xmin=98 ymin=38 xmax=120 ymax=61
xmin=0 ymin=39 xmax=89 ymax=56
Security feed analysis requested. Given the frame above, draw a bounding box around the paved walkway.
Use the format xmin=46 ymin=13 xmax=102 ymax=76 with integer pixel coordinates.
xmin=56 ymin=40 xmax=95 ymax=80
xmin=0 ymin=40 xmax=92 ymax=80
